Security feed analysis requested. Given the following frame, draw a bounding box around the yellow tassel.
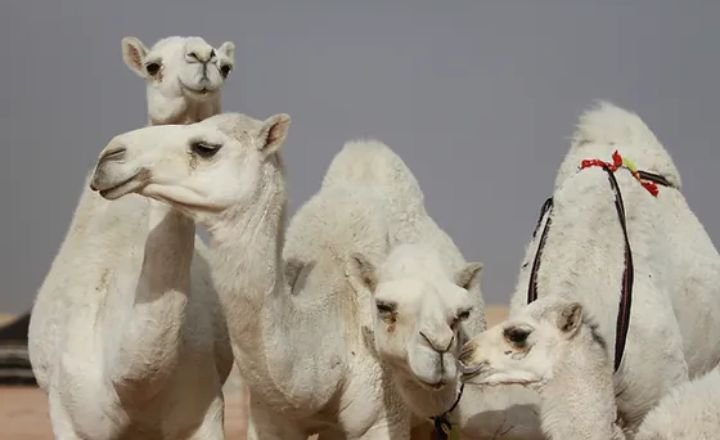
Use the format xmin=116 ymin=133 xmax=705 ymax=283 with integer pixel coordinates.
xmin=623 ymin=157 xmax=638 ymax=173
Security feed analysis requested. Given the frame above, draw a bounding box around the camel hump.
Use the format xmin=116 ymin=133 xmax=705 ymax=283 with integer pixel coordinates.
xmin=568 ymin=101 xmax=682 ymax=189
xmin=323 ymin=140 xmax=410 ymax=185
xmin=573 ymin=101 xmax=660 ymax=149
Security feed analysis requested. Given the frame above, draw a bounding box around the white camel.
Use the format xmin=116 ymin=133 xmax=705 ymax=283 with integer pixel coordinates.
xmin=88 ymin=113 xmax=422 ymax=439
xmin=460 ymin=295 xmax=720 ymax=440
xmin=507 ymin=102 xmax=720 ymax=430
xmin=29 ymin=36 xmax=235 ymax=439
xmin=87 ymin=113 xmax=443 ymax=439
xmin=303 ymin=140 xmax=542 ymax=439
xmin=346 ymin=244 xmax=543 ymax=440
xmin=123 ymin=35 xmax=235 ymax=125
xmin=636 ymin=367 xmax=720 ymax=439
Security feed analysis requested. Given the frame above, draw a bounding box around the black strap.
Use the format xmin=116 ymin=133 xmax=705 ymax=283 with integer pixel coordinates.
xmin=532 ymin=197 xmax=554 ymax=239
xmin=527 ymin=198 xmax=554 ymax=303
xmin=431 ymin=383 xmax=465 ymax=440
xmin=525 ymin=169 xmax=634 ymax=372
xmin=602 ymin=166 xmax=633 ymax=372
xmin=637 ymin=170 xmax=674 ymax=188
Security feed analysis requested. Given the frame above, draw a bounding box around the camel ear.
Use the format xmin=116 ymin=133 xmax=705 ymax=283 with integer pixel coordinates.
xmin=556 ymin=302 xmax=583 ymax=337
xmin=122 ymin=36 xmax=149 ymax=77
xmin=217 ymin=41 xmax=235 ymax=62
xmin=258 ymin=114 xmax=291 ymax=156
xmin=456 ymin=262 xmax=483 ymax=291
xmin=346 ymin=253 xmax=378 ymax=293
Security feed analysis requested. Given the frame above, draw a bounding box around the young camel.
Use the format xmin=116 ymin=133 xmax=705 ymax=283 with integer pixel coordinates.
xmin=460 ymin=296 xmax=720 ymax=440
xmin=29 ymin=36 xmax=235 ymax=439
xmin=507 ymin=102 xmax=720 ymax=430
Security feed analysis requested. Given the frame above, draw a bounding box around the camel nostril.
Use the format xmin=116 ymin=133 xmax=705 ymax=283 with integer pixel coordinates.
xmin=100 ymin=147 xmax=126 ymax=163
xmin=443 ymin=335 xmax=455 ymax=353
xmin=420 ymin=331 xmax=454 ymax=354
xmin=419 ymin=331 xmax=432 ymax=347
xmin=188 ymin=51 xmax=198 ymax=60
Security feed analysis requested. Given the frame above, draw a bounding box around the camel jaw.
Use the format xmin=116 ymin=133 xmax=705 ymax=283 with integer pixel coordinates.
xmin=91 ymin=170 xmax=147 ymax=200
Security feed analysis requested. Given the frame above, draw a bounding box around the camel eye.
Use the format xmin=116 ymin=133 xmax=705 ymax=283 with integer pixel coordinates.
xmin=452 ymin=309 xmax=472 ymax=328
xmin=376 ymin=301 xmax=396 ymax=315
xmin=503 ymin=326 xmax=531 ymax=346
xmin=191 ymin=142 xmax=222 ymax=159
xmin=220 ymin=64 xmax=232 ymax=78
xmin=145 ymin=62 xmax=161 ymax=76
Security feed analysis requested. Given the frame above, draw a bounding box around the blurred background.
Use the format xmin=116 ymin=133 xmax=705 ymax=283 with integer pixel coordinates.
xmin=2 ymin=0 xmax=720 ymax=313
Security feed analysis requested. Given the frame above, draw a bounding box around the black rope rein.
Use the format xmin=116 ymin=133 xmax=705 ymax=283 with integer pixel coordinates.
xmin=525 ymin=165 xmax=650 ymax=372
xmin=431 ymin=383 xmax=465 ymax=440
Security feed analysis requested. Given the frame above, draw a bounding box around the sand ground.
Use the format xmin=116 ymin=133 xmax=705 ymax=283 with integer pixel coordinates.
xmin=0 ymin=306 xmax=507 ymax=439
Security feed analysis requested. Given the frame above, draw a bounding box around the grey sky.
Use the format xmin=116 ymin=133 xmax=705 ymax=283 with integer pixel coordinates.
xmin=1 ymin=0 xmax=719 ymax=313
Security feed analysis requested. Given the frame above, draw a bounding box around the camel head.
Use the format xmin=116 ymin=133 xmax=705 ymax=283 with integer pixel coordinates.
xmin=90 ymin=112 xmax=290 ymax=225
xmin=347 ymin=244 xmax=482 ymax=390
xmin=459 ymin=296 xmax=585 ymax=389
xmin=122 ymin=36 xmax=235 ymax=124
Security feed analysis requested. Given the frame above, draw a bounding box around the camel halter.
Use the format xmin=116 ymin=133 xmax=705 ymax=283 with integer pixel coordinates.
xmin=431 ymin=382 xmax=464 ymax=440
xmin=527 ymin=151 xmax=674 ymax=372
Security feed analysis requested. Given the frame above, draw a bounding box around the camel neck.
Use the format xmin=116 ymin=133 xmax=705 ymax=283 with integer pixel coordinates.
xmin=148 ymin=97 xmax=221 ymax=126
xmin=539 ymin=327 xmax=623 ymax=440
xmin=205 ymin=157 xmax=288 ymax=379
xmin=106 ymin=100 xmax=219 ymax=399
xmin=138 ymin=99 xmax=218 ymax=303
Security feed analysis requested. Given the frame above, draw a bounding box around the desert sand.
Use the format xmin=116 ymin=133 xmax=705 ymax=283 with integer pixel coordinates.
xmin=0 ymin=306 xmax=508 ymax=439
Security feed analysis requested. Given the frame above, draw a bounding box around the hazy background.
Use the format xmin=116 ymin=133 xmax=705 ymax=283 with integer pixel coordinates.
xmin=1 ymin=0 xmax=719 ymax=313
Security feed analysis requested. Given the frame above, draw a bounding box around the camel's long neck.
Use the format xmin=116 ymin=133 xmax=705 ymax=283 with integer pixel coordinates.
xmin=109 ymin=202 xmax=194 ymax=400
xmin=539 ymin=328 xmax=624 ymax=440
xmin=148 ymin=95 xmax=221 ymax=126
xmin=108 ymin=101 xmax=219 ymax=399
xmin=205 ymin=157 xmax=289 ymax=396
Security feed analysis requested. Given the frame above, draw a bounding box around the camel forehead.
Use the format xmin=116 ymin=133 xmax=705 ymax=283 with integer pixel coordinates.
xmin=507 ymin=298 xmax=572 ymax=335
xmin=117 ymin=124 xmax=190 ymax=146
xmin=377 ymin=278 xmax=434 ymax=301
xmin=524 ymin=296 xmax=574 ymax=321
xmin=150 ymin=36 xmax=209 ymax=53
xmin=380 ymin=245 xmax=447 ymax=278
xmin=200 ymin=113 xmax=262 ymax=137
xmin=376 ymin=278 xmax=468 ymax=309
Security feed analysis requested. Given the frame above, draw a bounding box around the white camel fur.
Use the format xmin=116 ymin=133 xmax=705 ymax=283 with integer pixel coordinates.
xmin=635 ymin=367 xmax=720 ymax=439
xmin=28 ymin=36 xmax=235 ymax=439
xmin=460 ymin=296 xmax=720 ymax=440
xmin=127 ymin=36 xmax=235 ymax=125
xmin=345 ymin=243 xmax=542 ymax=440
xmin=507 ymin=102 xmax=720 ymax=430
xmin=86 ymin=113 xmax=422 ymax=439
xmin=304 ymin=140 xmax=542 ymax=439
